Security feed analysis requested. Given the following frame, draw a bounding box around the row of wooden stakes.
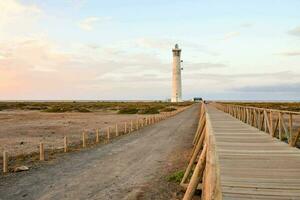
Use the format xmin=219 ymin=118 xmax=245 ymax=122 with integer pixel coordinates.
xmin=181 ymin=102 xmax=221 ymax=200
xmin=2 ymin=108 xmax=185 ymax=174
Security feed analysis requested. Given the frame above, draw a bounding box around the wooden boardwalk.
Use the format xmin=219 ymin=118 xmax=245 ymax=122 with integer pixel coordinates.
xmin=207 ymin=105 xmax=300 ymax=200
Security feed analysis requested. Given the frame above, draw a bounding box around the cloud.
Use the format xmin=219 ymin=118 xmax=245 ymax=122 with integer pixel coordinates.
xmin=0 ymin=0 xmax=42 ymax=42
xmin=0 ymin=0 xmax=41 ymax=27
xmin=0 ymin=37 xmax=174 ymax=99
xmin=134 ymin=37 xmax=218 ymax=56
xmin=235 ymin=83 xmax=300 ymax=93
xmin=0 ymin=33 xmax=298 ymax=100
xmin=135 ymin=38 xmax=175 ymax=49
xmin=240 ymin=23 xmax=253 ymax=28
xmin=186 ymin=62 xmax=227 ymax=70
xmin=182 ymin=71 xmax=300 ymax=92
xmin=66 ymin=0 xmax=87 ymax=7
xmin=222 ymin=32 xmax=240 ymax=41
xmin=0 ymin=38 xmax=69 ymax=72
xmin=78 ymin=16 xmax=111 ymax=31
xmin=288 ymin=26 xmax=300 ymax=37
xmin=276 ymin=51 xmax=300 ymax=56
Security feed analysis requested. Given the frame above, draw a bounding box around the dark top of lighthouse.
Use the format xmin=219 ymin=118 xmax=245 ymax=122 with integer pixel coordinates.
xmin=172 ymin=44 xmax=181 ymax=56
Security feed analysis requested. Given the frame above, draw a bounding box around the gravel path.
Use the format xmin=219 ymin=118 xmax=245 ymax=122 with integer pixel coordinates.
xmin=0 ymin=105 xmax=199 ymax=200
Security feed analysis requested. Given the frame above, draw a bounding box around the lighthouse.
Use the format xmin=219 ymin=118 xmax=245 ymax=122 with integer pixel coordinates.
xmin=171 ymin=44 xmax=182 ymax=102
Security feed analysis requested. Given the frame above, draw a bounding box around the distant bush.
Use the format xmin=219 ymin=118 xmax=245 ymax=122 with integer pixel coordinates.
xmin=74 ymin=107 xmax=91 ymax=113
xmin=44 ymin=106 xmax=72 ymax=113
xmin=0 ymin=104 xmax=9 ymax=111
xmin=25 ymin=106 xmax=47 ymax=110
xmin=44 ymin=106 xmax=90 ymax=113
xmin=161 ymin=107 xmax=177 ymax=112
xmin=138 ymin=107 xmax=160 ymax=114
xmin=118 ymin=108 xmax=139 ymax=114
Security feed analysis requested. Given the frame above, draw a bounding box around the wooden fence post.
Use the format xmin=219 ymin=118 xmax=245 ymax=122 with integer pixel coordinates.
xmin=124 ymin=122 xmax=127 ymax=134
xmin=64 ymin=136 xmax=68 ymax=153
xmin=107 ymin=127 xmax=110 ymax=142
xmin=136 ymin=119 xmax=139 ymax=130
xmin=40 ymin=143 xmax=45 ymax=161
xmin=115 ymin=124 xmax=119 ymax=137
xmin=82 ymin=132 xmax=86 ymax=148
xmin=130 ymin=120 xmax=133 ymax=132
xmin=3 ymin=151 xmax=8 ymax=173
xmin=96 ymin=128 xmax=100 ymax=143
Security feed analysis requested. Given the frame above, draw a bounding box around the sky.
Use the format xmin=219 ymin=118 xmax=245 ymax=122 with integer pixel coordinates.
xmin=0 ymin=0 xmax=300 ymax=101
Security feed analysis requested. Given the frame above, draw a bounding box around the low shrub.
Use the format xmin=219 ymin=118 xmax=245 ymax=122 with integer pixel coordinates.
xmin=138 ymin=107 xmax=160 ymax=114
xmin=75 ymin=107 xmax=91 ymax=112
xmin=118 ymin=108 xmax=139 ymax=114
xmin=161 ymin=107 xmax=177 ymax=112
xmin=167 ymin=170 xmax=184 ymax=183
xmin=44 ymin=106 xmax=73 ymax=113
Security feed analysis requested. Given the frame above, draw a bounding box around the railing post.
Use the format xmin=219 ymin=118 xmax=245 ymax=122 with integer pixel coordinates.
xmin=264 ymin=110 xmax=267 ymax=132
xmin=183 ymin=145 xmax=207 ymax=200
xmin=279 ymin=112 xmax=283 ymax=140
xmin=270 ymin=111 xmax=273 ymax=136
xmin=289 ymin=114 xmax=293 ymax=145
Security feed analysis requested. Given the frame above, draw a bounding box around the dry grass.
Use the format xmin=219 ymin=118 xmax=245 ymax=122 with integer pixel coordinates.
xmin=0 ymin=101 xmax=193 ymax=113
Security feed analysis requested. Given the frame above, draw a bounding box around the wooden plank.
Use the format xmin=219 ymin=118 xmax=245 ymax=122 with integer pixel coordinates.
xmin=206 ymin=105 xmax=300 ymax=199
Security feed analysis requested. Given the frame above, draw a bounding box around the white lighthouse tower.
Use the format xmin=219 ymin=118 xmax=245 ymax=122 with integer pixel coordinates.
xmin=171 ymin=44 xmax=182 ymax=102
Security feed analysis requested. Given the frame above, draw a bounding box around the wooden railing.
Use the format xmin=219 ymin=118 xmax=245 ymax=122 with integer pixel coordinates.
xmin=216 ymin=103 xmax=300 ymax=147
xmin=181 ymin=102 xmax=222 ymax=200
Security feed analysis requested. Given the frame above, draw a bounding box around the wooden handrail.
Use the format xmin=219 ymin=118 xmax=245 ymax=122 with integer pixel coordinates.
xmin=182 ymin=102 xmax=222 ymax=200
xmin=216 ymin=103 xmax=300 ymax=147
xmin=220 ymin=103 xmax=300 ymax=115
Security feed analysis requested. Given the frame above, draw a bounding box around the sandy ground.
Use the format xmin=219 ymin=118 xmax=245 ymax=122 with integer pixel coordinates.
xmin=0 ymin=104 xmax=198 ymax=200
xmin=0 ymin=110 xmax=150 ymax=156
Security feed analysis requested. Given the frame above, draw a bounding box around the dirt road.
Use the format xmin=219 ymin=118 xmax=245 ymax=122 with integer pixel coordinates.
xmin=0 ymin=105 xmax=199 ymax=200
